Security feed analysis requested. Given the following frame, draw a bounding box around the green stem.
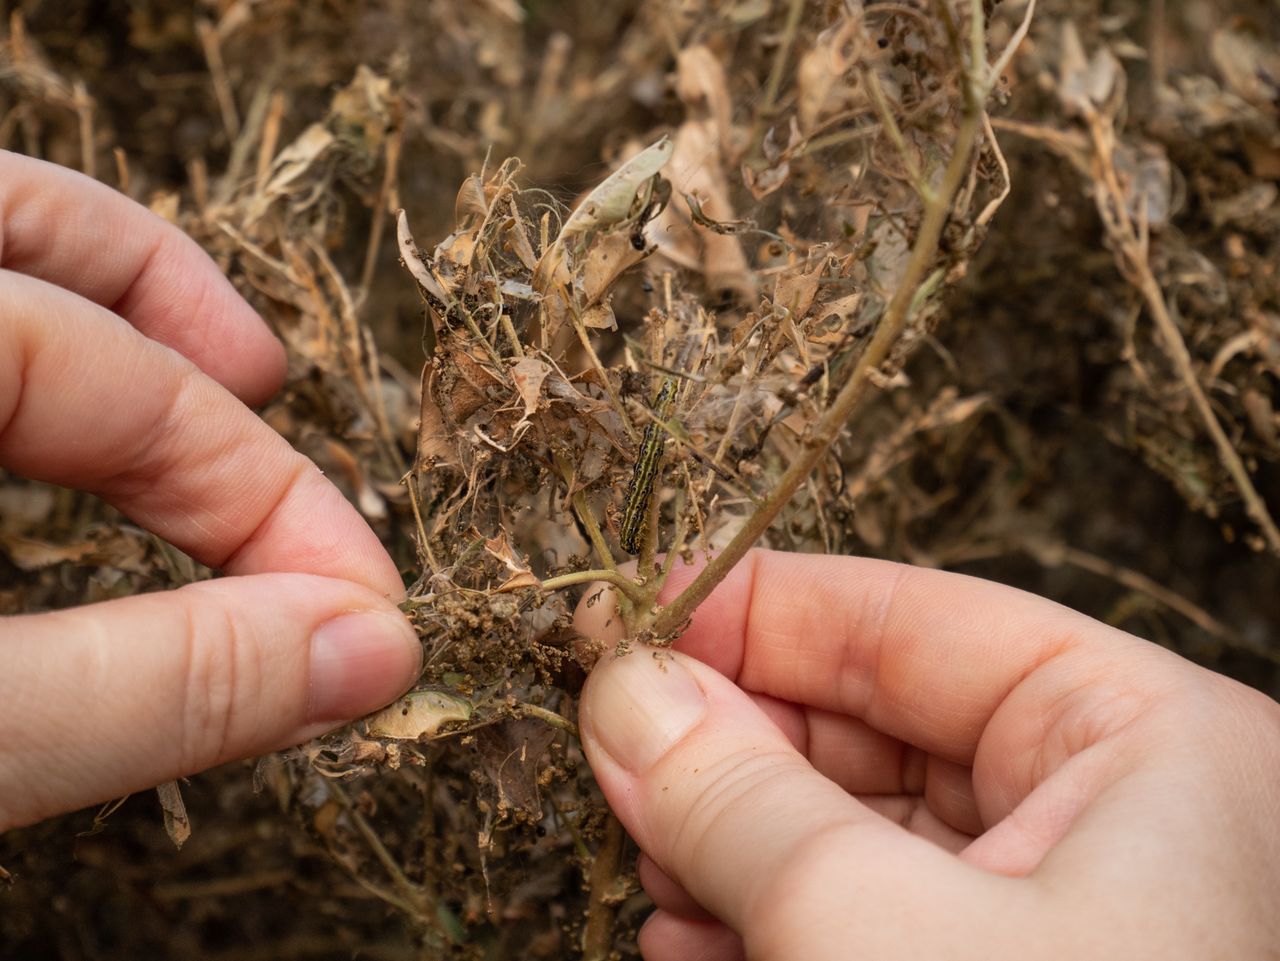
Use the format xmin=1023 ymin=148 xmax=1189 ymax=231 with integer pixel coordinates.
xmin=541 ymin=567 xmax=645 ymax=605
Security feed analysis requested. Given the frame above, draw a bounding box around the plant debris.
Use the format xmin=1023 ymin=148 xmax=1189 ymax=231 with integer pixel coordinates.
xmin=2 ymin=1 xmax=1278 ymax=958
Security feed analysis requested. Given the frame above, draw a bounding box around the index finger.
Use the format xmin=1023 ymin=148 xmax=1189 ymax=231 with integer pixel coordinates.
xmin=0 ymin=151 xmax=284 ymax=404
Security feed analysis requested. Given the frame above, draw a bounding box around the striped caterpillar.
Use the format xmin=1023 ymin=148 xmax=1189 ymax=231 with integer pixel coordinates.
xmin=619 ymin=378 xmax=676 ymax=554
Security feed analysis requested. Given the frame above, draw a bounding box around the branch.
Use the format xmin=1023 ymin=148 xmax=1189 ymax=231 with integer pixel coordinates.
xmin=655 ymin=50 xmax=988 ymax=637
xmin=581 ymin=814 xmax=626 ymax=961
xmin=540 ymin=567 xmax=645 ymax=605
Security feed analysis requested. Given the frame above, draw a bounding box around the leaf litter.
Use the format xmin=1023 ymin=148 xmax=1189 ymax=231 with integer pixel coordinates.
xmin=2 ymin=1 xmax=1279 ymax=958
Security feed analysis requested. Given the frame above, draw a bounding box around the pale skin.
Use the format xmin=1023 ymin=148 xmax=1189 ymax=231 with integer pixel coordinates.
xmin=575 ymin=552 xmax=1280 ymax=960
xmin=4 ymin=153 xmax=1280 ymax=960
xmin=0 ymin=151 xmax=422 ymax=832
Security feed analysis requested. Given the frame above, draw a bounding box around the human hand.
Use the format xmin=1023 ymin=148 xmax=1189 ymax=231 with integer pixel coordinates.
xmin=0 ymin=152 xmax=420 ymax=833
xmin=576 ymin=550 xmax=1280 ymax=959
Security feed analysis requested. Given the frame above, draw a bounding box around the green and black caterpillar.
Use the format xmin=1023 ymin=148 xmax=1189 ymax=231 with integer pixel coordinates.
xmin=619 ymin=378 xmax=676 ymax=555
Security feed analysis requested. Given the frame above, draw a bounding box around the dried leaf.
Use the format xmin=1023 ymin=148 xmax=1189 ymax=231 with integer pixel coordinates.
xmin=417 ymin=363 xmax=461 ymax=469
xmin=484 ymin=530 xmax=532 ymax=575
xmin=495 ymin=571 xmax=542 ymax=593
xmin=455 ymin=173 xmax=488 ymax=221
xmin=396 ymin=209 xmax=448 ymax=302
xmin=675 ymin=46 xmax=735 ymax=154
xmin=248 ymin=123 xmax=337 ymax=223
xmin=504 ymin=218 xmax=539 ymax=270
xmin=657 ymin=121 xmax=756 ymax=298
xmin=1211 ymin=26 xmax=1280 ymax=108
xmin=1242 ymin=389 xmax=1277 ymax=448
xmin=557 ymin=135 xmax=673 ymax=243
xmin=773 ymin=255 xmax=826 ymax=320
xmin=1058 ymin=24 xmax=1125 ymax=116
xmin=156 ymin=781 xmax=191 ymax=850
xmin=511 ymin=357 xmax=551 ymax=417
xmin=580 ymin=303 xmax=617 ymax=330
xmin=366 ymin=690 xmax=474 ymax=740
xmin=743 ymin=160 xmax=790 ymax=199
xmin=473 ymin=719 xmax=557 ymax=821
xmin=0 ymin=535 xmax=97 ymax=570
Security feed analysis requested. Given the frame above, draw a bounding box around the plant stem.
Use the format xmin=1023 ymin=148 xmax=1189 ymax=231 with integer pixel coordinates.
xmin=541 ymin=567 xmax=645 ymax=604
xmin=760 ymin=0 xmax=806 ymax=118
xmin=1082 ymin=115 xmax=1280 ymax=556
xmin=581 ymin=814 xmax=626 ymax=961
xmin=571 ymin=489 xmax=617 ymax=571
xmin=654 ymin=61 xmax=987 ymax=638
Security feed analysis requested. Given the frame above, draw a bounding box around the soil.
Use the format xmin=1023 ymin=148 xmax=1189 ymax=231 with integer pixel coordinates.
xmin=1 ymin=1 xmax=1278 ymax=958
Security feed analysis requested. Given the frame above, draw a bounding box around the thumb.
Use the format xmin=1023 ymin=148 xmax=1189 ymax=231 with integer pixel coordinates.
xmin=0 ymin=574 xmax=421 ymax=831
xmin=579 ymin=647 xmax=1007 ymax=956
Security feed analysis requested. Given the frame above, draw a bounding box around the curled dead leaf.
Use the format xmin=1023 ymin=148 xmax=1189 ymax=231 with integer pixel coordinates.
xmin=510 ymin=357 xmax=551 ymax=417
xmin=556 ymin=135 xmax=673 ymax=244
xmin=366 ymin=690 xmax=474 ymax=740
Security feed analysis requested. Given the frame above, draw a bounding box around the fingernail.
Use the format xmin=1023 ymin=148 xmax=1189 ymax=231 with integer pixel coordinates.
xmin=307 ymin=611 xmax=422 ymax=723
xmin=583 ymin=648 xmax=707 ymax=772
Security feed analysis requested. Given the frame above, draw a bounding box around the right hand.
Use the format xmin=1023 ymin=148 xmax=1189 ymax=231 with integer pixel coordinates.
xmin=576 ymin=550 xmax=1280 ymax=959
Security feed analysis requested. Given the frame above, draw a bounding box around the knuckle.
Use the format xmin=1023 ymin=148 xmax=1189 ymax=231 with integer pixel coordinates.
xmin=175 ymin=589 xmax=265 ymax=773
xmin=667 ymin=746 xmax=795 ymax=859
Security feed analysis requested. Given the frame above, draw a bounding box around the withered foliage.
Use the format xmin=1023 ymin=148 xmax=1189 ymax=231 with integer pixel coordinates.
xmin=1 ymin=1 xmax=1279 ymax=959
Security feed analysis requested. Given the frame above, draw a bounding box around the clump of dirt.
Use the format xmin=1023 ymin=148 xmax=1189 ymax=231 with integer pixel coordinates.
xmin=1 ymin=1 xmax=1278 ymax=958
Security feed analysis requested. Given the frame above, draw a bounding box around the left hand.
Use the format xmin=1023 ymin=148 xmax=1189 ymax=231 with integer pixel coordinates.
xmin=0 ymin=152 xmax=421 ymax=833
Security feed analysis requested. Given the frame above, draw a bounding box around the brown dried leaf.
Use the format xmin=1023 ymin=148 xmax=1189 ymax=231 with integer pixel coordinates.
xmin=580 ymin=303 xmax=618 ymax=330
xmin=796 ymin=20 xmax=862 ymax=131
xmin=156 ymin=781 xmax=191 ymax=850
xmin=1 ymin=534 xmax=97 ymax=571
xmin=657 ymin=121 xmax=756 ymax=298
xmin=742 ymin=159 xmax=790 ymax=200
xmin=1057 ymin=24 xmax=1125 ymax=117
xmin=675 ymin=46 xmax=736 ymax=154
xmin=484 ymin=530 xmax=533 ymax=576
xmin=1210 ymin=26 xmax=1280 ymax=108
xmin=397 ymin=209 xmax=448 ymax=302
xmin=580 ymin=232 xmax=647 ymax=305
xmin=511 ymin=357 xmax=551 ymax=417
xmin=773 ymin=255 xmax=826 ymax=320
xmin=1242 ymin=389 xmax=1277 ymax=448
xmin=248 ymin=123 xmax=336 ymax=222
xmin=455 ymin=173 xmax=488 ymax=221
xmin=473 ymin=719 xmax=557 ymax=821
xmin=417 ymin=366 xmax=456 ymax=469
xmin=495 ymin=571 xmax=542 ymax=593
xmin=504 ymin=218 xmax=539 ymax=271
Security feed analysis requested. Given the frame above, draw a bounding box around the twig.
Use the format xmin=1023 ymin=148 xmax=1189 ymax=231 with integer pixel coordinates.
xmin=255 ymin=90 xmax=287 ymax=191
xmin=404 ymin=469 xmax=440 ymax=574
xmin=1024 ymin=540 xmax=1258 ymax=652
xmin=540 ymin=567 xmax=645 ymax=605
xmin=572 ymin=310 xmax=637 ymax=441
xmin=861 ymin=65 xmax=927 ymax=196
xmin=197 ymin=19 xmax=240 ymax=142
xmin=326 ymin=781 xmax=433 ymax=920
xmin=360 ymin=118 xmax=404 ymax=300
xmin=581 ymin=814 xmax=626 ymax=961
xmin=759 ymin=0 xmax=806 ymax=118
xmin=571 ymin=489 xmax=618 ymax=572
xmin=72 ymin=80 xmax=94 ymax=179
xmin=975 ymin=111 xmax=1010 ymax=226
xmin=986 ymin=0 xmax=1037 ymax=88
xmin=1082 ymin=112 xmax=1280 ymax=555
xmin=515 ymin=701 xmax=579 ymax=737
